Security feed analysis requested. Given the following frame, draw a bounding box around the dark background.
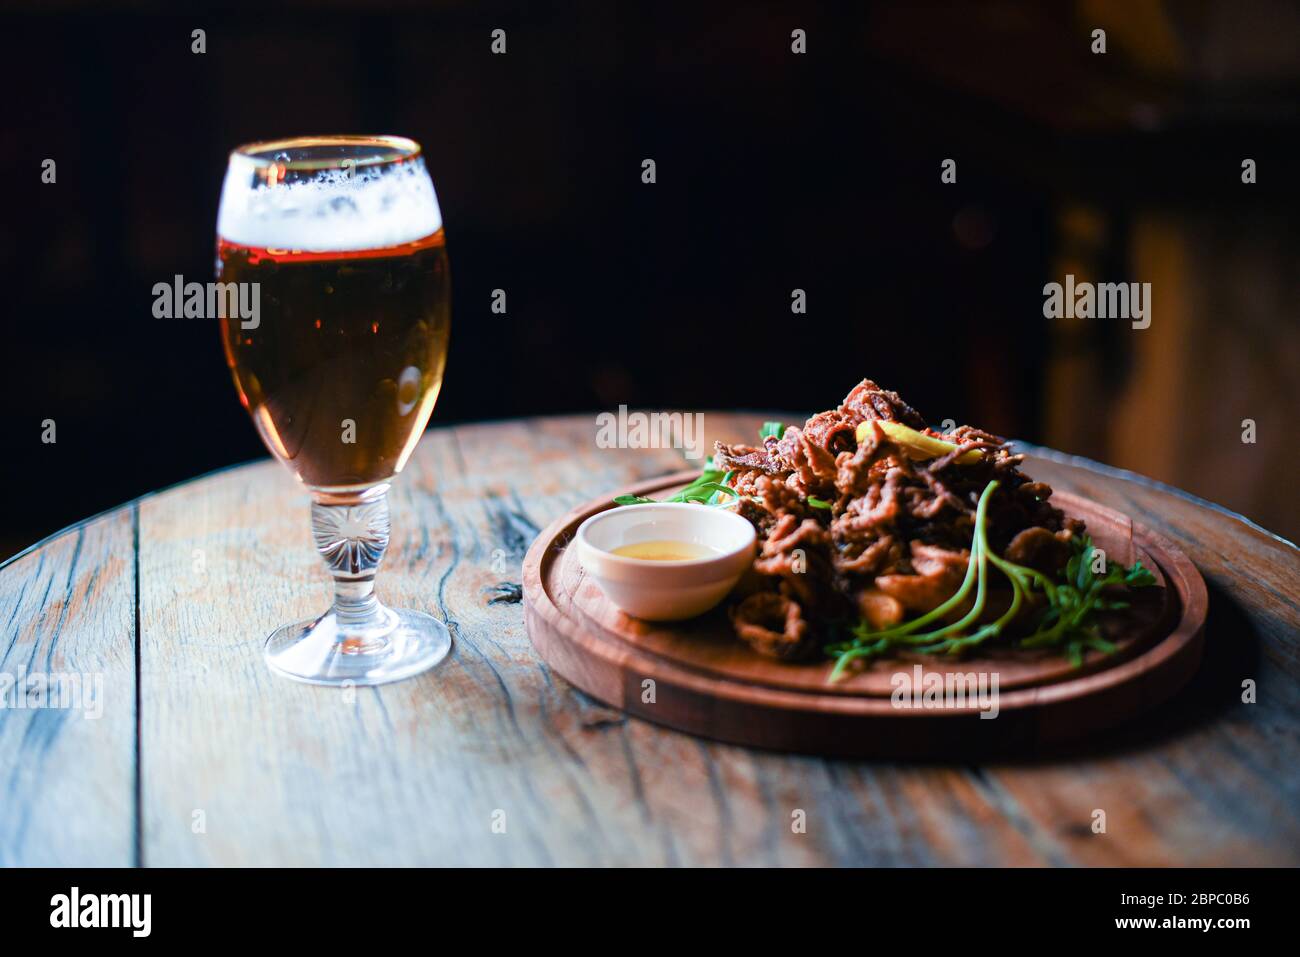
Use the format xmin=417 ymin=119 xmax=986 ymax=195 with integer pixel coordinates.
xmin=2 ymin=0 xmax=1298 ymax=559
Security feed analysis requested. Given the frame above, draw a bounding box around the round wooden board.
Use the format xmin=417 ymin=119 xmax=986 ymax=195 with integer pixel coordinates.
xmin=523 ymin=471 xmax=1209 ymax=758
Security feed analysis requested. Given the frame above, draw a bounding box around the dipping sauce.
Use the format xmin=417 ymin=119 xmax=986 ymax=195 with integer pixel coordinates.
xmin=611 ymin=540 xmax=718 ymax=562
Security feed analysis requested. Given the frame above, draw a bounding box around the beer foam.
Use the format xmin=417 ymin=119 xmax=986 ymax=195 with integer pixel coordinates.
xmin=217 ymin=155 xmax=443 ymax=251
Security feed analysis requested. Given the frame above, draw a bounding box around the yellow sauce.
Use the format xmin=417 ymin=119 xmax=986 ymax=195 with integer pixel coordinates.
xmin=611 ymin=540 xmax=717 ymax=561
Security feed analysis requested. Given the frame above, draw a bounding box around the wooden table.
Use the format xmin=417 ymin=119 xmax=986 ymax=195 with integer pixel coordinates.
xmin=2 ymin=413 xmax=1297 ymax=866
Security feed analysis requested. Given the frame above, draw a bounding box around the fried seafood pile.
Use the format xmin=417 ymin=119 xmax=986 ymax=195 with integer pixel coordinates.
xmin=716 ymin=380 xmax=1083 ymax=660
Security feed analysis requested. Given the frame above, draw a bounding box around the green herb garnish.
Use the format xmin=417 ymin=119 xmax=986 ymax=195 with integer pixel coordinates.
xmin=807 ymin=496 xmax=833 ymax=510
xmin=613 ymin=463 xmax=742 ymax=508
xmin=760 ymin=421 xmax=787 ymax=440
xmin=826 ymin=480 xmax=1156 ymax=681
xmin=1015 ymin=534 xmax=1155 ymax=664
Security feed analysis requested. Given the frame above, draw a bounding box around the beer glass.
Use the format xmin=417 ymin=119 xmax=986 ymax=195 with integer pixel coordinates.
xmin=216 ymin=135 xmax=452 ymax=685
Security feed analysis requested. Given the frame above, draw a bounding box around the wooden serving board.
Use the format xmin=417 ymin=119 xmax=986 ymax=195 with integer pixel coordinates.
xmin=523 ymin=471 xmax=1208 ymax=758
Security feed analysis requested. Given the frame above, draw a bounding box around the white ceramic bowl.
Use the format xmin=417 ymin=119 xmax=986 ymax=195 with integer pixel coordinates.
xmin=575 ymin=503 xmax=757 ymax=621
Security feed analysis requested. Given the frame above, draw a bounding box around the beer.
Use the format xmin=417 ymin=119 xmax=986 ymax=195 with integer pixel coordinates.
xmin=216 ymin=140 xmax=450 ymax=491
xmin=217 ymin=232 xmax=450 ymax=489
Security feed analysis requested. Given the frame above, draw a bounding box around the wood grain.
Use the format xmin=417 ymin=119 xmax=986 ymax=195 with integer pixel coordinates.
xmin=0 ymin=507 xmax=136 ymax=866
xmin=1 ymin=412 xmax=1296 ymax=865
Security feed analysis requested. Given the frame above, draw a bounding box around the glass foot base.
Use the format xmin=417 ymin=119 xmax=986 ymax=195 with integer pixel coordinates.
xmin=264 ymin=607 xmax=452 ymax=686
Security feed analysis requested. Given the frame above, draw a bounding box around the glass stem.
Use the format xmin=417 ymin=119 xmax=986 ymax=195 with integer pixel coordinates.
xmin=310 ymin=484 xmax=397 ymax=645
xmin=333 ymin=577 xmax=381 ymax=630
